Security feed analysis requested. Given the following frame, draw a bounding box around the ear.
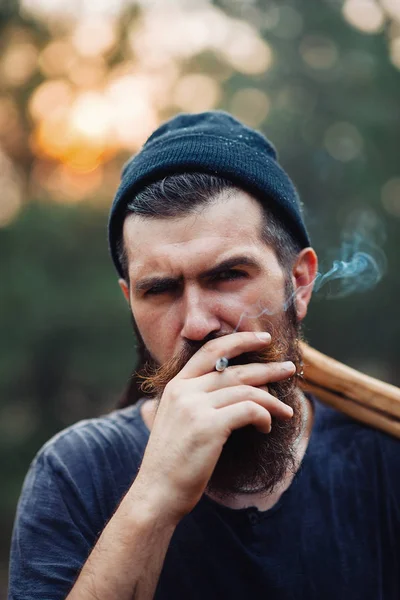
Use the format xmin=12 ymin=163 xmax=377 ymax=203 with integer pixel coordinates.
xmin=291 ymin=248 xmax=318 ymax=321
xmin=118 ymin=278 xmax=130 ymax=305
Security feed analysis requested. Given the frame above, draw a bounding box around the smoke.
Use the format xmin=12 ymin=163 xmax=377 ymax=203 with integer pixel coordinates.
xmin=313 ymin=251 xmax=381 ymax=298
xmin=313 ymin=209 xmax=387 ymax=299
xmin=234 ymin=210 xmax=387 ymax=328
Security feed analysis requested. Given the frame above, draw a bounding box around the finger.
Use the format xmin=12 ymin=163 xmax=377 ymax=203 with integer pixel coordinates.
xmin=209 ymin=385 xmax=294 ymax=419
xmin=215 ymin=401 xmax=273 ymax=435
xmin=195 ymin=361 xmax=296 ymax=393
xmin=179 ymin=331 xmax=271 ymax=379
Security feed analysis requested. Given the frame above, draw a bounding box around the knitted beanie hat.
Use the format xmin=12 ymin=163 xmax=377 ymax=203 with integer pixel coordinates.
xmin=108 ymin=110 xmax=310 ymax=278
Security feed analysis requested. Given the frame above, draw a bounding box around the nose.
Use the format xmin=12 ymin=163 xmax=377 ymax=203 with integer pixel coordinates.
xmin=180 ymin=287 xmax=221 ymax=342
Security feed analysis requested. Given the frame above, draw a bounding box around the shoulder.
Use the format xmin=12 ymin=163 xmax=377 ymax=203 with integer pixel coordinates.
xmin=41 ymin=401 xmax=148 ymax=459
xmin=9 ymin=404 xmax=150 ymax=598
xmin=312 ymin=394 xmax=400 ymax=449
xmin=311 ymin=395 xmax=400 ymax=497
xmin=16 ymin=402 xmax=150 ymax=533
xmin=33 ymin=402 xmax=149 ymax=502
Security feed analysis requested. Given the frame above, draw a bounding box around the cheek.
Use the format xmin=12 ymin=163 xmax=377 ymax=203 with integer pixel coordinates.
xmin=217 ymin=297 xmax=248 ymax=329
xmin=221 ymin=279 xmax=286 ymax=329
xmin=133 ymin=304 xmax=181 ymax=362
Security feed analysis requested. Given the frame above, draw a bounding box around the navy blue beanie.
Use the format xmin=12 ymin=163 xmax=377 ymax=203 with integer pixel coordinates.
xmin=108 ymin=110 xmax=310 ymax=278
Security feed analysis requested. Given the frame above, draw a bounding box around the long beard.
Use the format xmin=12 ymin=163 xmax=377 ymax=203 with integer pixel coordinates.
xmin=136 ymin=287 xmax=305 ymax=500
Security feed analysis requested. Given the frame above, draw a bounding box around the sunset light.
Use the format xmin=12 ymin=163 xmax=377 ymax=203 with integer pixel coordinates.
xmin=0 ymin=0 xmax=398 ymax=226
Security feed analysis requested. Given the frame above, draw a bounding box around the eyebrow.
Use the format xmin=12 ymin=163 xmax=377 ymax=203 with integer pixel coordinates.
xmin=134 ymin=254 xmax=262 ymax=294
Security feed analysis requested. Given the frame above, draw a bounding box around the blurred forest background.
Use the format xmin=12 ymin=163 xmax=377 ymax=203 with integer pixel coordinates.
xmin=1 ymin=0 xmax=400 ymax=593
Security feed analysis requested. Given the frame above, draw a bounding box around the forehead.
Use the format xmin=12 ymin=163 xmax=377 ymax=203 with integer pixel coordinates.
xmin=122 ymin=190 xmax=274 ymax=278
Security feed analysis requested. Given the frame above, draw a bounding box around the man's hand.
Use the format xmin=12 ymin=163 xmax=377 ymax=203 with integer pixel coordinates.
xmin=133 ymin=331 xmax=296 ymax=524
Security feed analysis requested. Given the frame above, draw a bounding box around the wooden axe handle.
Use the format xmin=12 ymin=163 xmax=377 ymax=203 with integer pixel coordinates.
xmin=299 ymin=341 xmax=400 ymax=438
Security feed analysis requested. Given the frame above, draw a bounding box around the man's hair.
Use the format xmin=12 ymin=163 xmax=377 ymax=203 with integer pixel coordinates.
xmin=116 ymin=171 xmax=302 ymax=408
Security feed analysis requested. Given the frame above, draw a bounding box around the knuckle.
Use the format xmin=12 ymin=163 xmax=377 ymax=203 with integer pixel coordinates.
xmin=263 ymin=363 xmax=277 ymax=378
xmin=245 ymin=400 xmax=270 ymax=424
xmin=247 ymin=386 xmax=263 ymax=401
xmin=178 ymin=398 xmax=195 ymax=420
xmin=164 ymin=379 xmax=184 ymax=402
xmin=192 ymin=416 xmax=210 ymax=444
xmin=244 ymin=401 xmax=259 ymax=418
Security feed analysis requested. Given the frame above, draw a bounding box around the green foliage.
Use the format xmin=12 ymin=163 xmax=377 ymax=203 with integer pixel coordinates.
xmin=0 ymin=204 xmax=134 ymax=508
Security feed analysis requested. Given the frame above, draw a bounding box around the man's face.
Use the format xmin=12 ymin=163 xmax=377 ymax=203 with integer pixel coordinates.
xmin=122 ymin=191 xmax=296 ymax=362
xmin=120 ymin=190 xmax=316 ymax=497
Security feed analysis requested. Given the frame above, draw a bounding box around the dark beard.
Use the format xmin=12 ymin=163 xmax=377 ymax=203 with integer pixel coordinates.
xmin=136 ymin=283 xmax=304 ymax=500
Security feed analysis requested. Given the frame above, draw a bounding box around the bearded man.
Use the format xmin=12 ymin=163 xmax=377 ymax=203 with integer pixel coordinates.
xmin=8 ymin=112 xmax=400 ymax=600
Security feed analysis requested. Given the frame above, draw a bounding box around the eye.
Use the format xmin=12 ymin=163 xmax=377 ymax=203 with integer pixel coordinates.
xmin=144 ymin=282 xmax=177 ymax=296
xmin=212 ymin=269 xmax=248 ymax=282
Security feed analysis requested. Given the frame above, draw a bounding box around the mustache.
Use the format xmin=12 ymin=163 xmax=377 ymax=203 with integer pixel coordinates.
xmin=137 ymin=330 xmax=302 ymax=400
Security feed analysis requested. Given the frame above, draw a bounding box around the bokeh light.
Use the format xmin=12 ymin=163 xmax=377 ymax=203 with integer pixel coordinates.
xmin=173 ymin=74 xmax=221 ymax=112
xmin=22 ymin=0 xmax=81 ymax=19
xmin=389 ymin=37 xmax=400 ymax=69
xmin=0 ymin=43 xmax=38 ymax=87
xmin=0 ymin=97 xmax=20 ymax=137
xmin=67 ymin=57 xmax=107 ymax=89
xmin=0 ymin=0 xmax=396 ymax=209
xmin=105 ymin=74 xmax=159 ymax=149
xmin=21 ymin=0 xmax=129 ymax=18
xmin=42 ymin=163 xmax=104 ymax=203
xmin=324 ymin=121 xmax=364 ymax=161
xmin=0 ymin=1 xmax=279 ymax=207
xmin=229 ymin=88 xmax=271 ymax=128
xmin=70 ymin=92 xmax=113 ymax=143
xmin=129 ymin=7 xmax=214 ymax=64
xmin=28 ymin=79 xmax=73 ymax=121
xmin=342 ymin=0 xmax=385 ymax=34
xmin=273 ymin=6 xmax=303 ymax=40
xmin=381 ymin=177 xmax=400 ymax=217
xmin=220 ymin=21 xmax=273 ymax=75
xmin=0 ymin=149 xmax=23 ymax=226
xmin=71 ymin=17 xmax=117 ymax=57
xmin=39 ymin=40 xmax=77 ymax=78
xmin=381 ymin=0 xmax=400 ymax=22
xmin=300 ymin=36 xmax=339 ymax=70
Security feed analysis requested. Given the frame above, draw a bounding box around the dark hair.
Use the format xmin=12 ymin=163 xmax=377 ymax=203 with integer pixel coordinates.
xmin=116 ymin=172 xmax=302 ymax=408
